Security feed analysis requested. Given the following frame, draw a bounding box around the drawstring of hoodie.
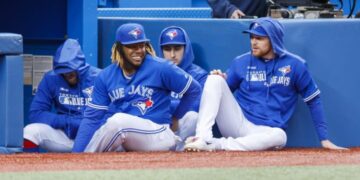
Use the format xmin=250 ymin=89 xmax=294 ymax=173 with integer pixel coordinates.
xmin=266 ymin=59 xmax=277 ymax=102
xmin=247 ymin=56 xmax=254 ymax=91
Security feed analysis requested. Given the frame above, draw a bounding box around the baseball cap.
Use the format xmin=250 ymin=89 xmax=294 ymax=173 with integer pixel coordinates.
xmin=160 ymin=28 xmax=186 ymax=46
xmin=243 ymin=22 xmax=268 ymax=37
xmin=115 ymin=23 xmax=149 ymax=45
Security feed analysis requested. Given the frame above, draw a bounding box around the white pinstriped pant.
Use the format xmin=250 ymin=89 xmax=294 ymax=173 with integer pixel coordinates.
xmin=85 ymin=113 xmax=178 ymax=152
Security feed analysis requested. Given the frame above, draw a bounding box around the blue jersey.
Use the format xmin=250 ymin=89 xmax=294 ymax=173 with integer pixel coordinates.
xmin=227 ymin=17 xmax=328 ymax=140
xmin=73 ymin=54 xmax=201 ymax=152
xmin=227 ymin=52 xmax=319 ymax=128
xmin=29 ymin=39 xmax=101 ymax=139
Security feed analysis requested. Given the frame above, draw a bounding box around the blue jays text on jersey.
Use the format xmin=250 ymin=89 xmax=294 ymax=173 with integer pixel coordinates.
xmin=246 ymin=65 xmax=291 ymax=87
xmin=108 ymin=85 xmax=154 ymax=102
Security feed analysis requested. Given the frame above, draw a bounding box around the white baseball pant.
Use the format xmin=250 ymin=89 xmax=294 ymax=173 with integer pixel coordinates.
xmin=24 ymin=123 xmax=74 ymax=152
xmin=85 ymin=113 xmax=178 ymax=152
xmin=174 ymin=111 xmax=198 ymax=151
xmin=196 ymin=75 xmax=287 ymax=151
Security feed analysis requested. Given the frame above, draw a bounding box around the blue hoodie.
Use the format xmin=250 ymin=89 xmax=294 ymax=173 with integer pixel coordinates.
xmin=28 ymin=39 xmax=101 ymax=139
xmin=158 ymin=26 xmax=208 ymax=113
xmin=226 ymin=17 xmax=328 ymax=140
xmin=207 ymin=0 xmax=268 ymax=18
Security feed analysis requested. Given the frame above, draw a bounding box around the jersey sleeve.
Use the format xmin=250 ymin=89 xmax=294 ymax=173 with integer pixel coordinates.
xmin=161 ymin=62 xmax=193 ymax=96
xmin=294 ymin=62 xmax=320 ymax=102
xmin=295 ymin=62 xmax=328 ymax=141
xmin=161 ymin=62 xmax=201 ymax=119
xmin=72 ymin=76 xmax=110 ymax=152
xmin=226 ymin=59 xmax=241 ymax=92
xmin=28 ymin=74 xmax=67 ymax=129
xmin=306 ymin=96 xmax=328 ymax=141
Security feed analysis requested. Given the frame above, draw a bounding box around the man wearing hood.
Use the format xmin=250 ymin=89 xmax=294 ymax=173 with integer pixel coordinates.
xmin=185 ymin=17 xmax=347 ymax=151
xmin=23 ymin=39 xmax=101 ymax=152
xmin=159 ymin=26 xmax=208 ymax=151
xmin=72 ymin=23 xmax=201 ymax=153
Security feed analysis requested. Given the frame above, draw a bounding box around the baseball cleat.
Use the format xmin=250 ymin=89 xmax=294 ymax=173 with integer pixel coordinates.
xmin=184 ymin=136 xmax=215 ymax=152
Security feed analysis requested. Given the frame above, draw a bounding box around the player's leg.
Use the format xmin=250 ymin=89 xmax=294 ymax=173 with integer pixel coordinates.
xmin=186 ymin=75 xmax=286 ymax=151
xmin=23 ymin=123 xmax=74 ymax=152
xmin=85 ymin=113 xmax=178 ymax=152
xmin=195 ymin=75 xmax=247 ymax=139
xmin=214 ymin=122 xmax=287 ymax=151
xmin=185 ymin=75 xmax=245 ymax=151
xmin=201 ymin=76 xmax=286 ymax=151
xmin=174 ymin=111 xmax=198 ymax=151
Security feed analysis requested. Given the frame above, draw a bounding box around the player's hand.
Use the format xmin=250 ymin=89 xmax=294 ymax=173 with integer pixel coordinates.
xmin=210 ymin=69 xmax=227 ymax=79
xmin=230 ymin=9 xmax=245 ymax=19
xmin=321 ymin=140 xmax=349 ymax=150
xmin=171 ymin=117 xmax=179 ymax=132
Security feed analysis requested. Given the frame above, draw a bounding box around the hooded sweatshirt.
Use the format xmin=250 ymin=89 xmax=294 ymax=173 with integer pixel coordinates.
xmin=208 ymin=0 xmax=268 ymax=18
xmin=28 ymin=39 xmax=101 ymax=139
xmin=158 ymin=26 xmax=208 ymax=113
xmin=226 ymin=17 xmax=328 ymax=140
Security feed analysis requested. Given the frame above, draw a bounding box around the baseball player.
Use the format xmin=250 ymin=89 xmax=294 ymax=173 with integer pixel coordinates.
xmin=23 ymin=39 xmax=101 ymax=152
xmin=158 ymin=26 xmax=208 ymax=151
xmin=185 ymin=17 xmax=348 ymax=151
xmin=72 ymin=23 xmax=202 ymax=153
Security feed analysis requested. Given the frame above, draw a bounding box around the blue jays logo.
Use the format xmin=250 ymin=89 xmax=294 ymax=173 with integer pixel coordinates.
xmin=132 ymin=98 xmax=154 ymax=115
xmin=82 ymin=86 xmax=94 ymax=98
xmin=166 ymin=30 xmax=178 ymax=40
xmin=252 ymin=22 xmax=260 ymax=30
xmin=128 ymin=28 xmax=142 ymax=39
xmin=278 ymin=65 xmax=291 ymax=76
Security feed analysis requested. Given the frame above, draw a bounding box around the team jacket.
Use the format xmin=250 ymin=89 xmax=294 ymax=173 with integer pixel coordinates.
xmin=226 ymin=18 xmax=328 ymax=140
xmin=158 ymin=26 xmax=208 ymax=114
xmin=207 ymin=0 xmax=268 ymax=18
xmin=28 ymin=40 xmax=101 ymax=139
xmin=73 ymin=54 xmax=201 ymax=152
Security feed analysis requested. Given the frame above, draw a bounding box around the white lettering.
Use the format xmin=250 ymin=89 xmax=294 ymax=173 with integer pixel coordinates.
xmin=109 ymin=88 xmax=125 ymax=102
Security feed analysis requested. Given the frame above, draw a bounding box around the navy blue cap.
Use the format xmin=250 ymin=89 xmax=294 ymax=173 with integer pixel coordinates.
xmin=116 ymin=23 xmax=149 ymax=45
xmin=160 ymin=28 xmax=186 ymax=46
xmin=243 ymin=22 xmax=268 ymax=37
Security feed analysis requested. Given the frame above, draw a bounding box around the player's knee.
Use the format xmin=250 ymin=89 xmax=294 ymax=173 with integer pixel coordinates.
xmin=24 ymin=123 xmax=52 ymax=141
xmin=205 ymin=75 xmax=227 ymax=89
xmin=272 ymin=128 xmax=287 ymax=147
xmin=181 ymin=111 xmax=198 ymax=123
xmin=208 ymin=74 xmax=225 ymax=83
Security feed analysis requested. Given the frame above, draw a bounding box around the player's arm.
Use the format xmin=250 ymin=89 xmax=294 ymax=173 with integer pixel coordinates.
xmin=72 ymin=76 xmax=110 ymax=152
xmin=173 ymin=77 xmax=201 ymax=120
xmin=162 ymin=63 xmax=202 ymax=120
xmin=207 ymin=0 xmax=244 ymax=18
xmin=29 ymin=74 xmax=70 ymax=129
xmin=306 ymin=96 xmax=348 ymax=150
xmin=171 ymin=117 xmax=179 ymax=132
xmin=296 ymin=63 xmax=348 ymax=150
xmin=225 ymin=59 xmax=241 ymax=92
